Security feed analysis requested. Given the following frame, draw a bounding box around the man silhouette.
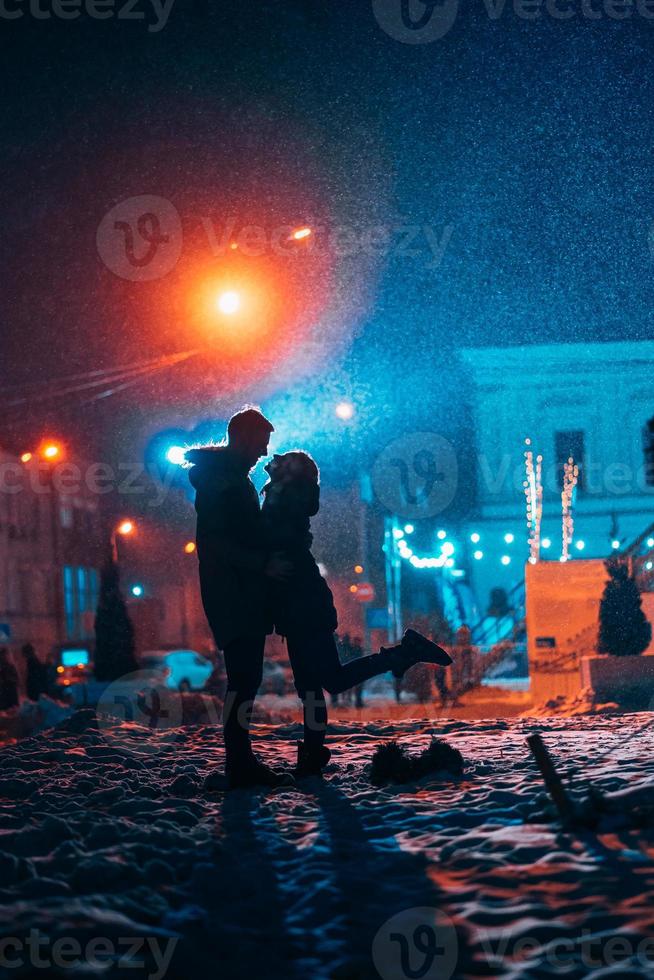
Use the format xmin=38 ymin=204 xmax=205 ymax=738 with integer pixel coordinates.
xmin=186 ymin=407 xmax=292 ymax=789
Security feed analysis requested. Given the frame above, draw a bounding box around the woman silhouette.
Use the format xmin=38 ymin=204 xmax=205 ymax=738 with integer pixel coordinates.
xmin=261 ymin=451 xmax=453 ymax=778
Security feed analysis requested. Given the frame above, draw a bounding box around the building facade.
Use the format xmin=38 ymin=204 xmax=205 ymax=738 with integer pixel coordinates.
xmin=0 ymin=448 xmax=105 ymax=655
xmin=459 ymin=340 xmax=654 ymax=621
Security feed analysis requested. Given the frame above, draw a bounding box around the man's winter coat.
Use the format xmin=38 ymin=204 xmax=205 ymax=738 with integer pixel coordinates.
xmin=187 ymin=447 xmax=272 ymax=650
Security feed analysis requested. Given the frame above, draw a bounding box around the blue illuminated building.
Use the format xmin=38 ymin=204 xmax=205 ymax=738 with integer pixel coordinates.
xmin=459 ymin=340 xmax=654 ymax=622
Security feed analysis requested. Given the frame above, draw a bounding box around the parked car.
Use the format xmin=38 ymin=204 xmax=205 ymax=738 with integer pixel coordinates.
xmin=54 ymin=647 xmax=93 ymax=693
xmin=139 ymin=650 xmax=214 ymax=692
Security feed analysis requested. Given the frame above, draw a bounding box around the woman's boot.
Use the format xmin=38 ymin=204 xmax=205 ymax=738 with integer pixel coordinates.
xmin=383 ymin=628 xmax=453 ymax=678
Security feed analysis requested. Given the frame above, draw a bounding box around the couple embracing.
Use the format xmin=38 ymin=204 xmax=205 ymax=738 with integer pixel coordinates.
xmin=186 ymin=407 xmax=452 ymax=790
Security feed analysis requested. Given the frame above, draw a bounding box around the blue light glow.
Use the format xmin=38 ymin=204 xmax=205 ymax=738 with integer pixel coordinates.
xmin=166 ymin=446 xmax=187 ymax=466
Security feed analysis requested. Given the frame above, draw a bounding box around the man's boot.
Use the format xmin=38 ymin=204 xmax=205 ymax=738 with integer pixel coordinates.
xmin=226 ymin=753 xmax=295 ymax=790
xmin=293 ymin=741 xmax=331 ymax=779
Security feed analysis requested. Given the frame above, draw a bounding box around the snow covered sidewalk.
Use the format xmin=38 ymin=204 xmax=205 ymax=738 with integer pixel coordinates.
xmin=1 ymin=711 xmax=654 ymax=979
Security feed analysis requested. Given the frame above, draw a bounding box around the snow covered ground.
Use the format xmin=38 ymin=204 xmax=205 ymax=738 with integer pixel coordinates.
xmin=1 ymin=709 xmax=653 ymax=979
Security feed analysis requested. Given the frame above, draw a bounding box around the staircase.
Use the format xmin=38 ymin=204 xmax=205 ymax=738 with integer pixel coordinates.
xmin=470 ymin=579 xmax=525 ymax=651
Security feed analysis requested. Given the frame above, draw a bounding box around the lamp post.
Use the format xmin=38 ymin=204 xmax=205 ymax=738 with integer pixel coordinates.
xmin=110 ymin=519 xmax=135 ymax=564
xmin=335 ymin=402 xmax=373 ymax=653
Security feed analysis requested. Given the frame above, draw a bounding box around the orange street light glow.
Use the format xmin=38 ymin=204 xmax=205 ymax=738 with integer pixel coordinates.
xmin=184 ymin=541 xmax=196 ymax=554
xmin=216 ymin=290 xmax=240 ymax=315
xmin=21 ymin=452 xmax=32 ymax=463
xmin=354 ymin=565 xmax=364 ymax=574
xmin=42 ymin=444 xmax=61 ymax=460
xmin=349 ymin=584 xmax=358 ymax=594
xmin=291 ymin=226 xmax=312 ymax=241
xmin=117 ymin=520 xmax=135 ymax=536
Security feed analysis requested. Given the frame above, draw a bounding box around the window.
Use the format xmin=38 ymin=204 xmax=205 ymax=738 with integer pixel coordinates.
xmin=643 ymin=417 xmax=654 ymax=487
xmin=555 ymin=430 xmax=585 ymax=491
xmin=63 ymin=566 xmax=100 ymax=639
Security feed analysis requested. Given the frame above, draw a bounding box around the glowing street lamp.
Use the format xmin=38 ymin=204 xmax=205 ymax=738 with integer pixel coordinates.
xmin=184 ymin=541 xmax=196 ymax=555
xmin=291 ymin=226 xmax=312 ymax=241
xmin=42 ymin=443 xmax=62 ymax=460
xmin=216 ymin=290 xmax=240 ymax=315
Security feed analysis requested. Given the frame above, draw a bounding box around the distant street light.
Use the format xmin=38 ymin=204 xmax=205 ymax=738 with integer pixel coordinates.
xmin=131 ymin=585 xmax=144 ymax=598
xmin=111 ymin=519 xmax=136 ymax=563
xmin=184 ymin=541 xmax=196 ymax=554
xmin=335 ymin=400 xmax=355 ymax=421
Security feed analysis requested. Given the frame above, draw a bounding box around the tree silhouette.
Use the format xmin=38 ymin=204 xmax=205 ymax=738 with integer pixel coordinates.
xmin=94 ymin=557 xmax=138 ymax=681
xmin=598 ymin=559 xmax=651 ymax=658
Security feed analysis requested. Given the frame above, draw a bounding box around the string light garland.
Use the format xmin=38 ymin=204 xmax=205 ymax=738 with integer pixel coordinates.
xmin=561 ymin=456 xmax=579 ymax=562
xmin=523 ymin=438 xmax=543 ymax=564
xmin=392 ymin=528 xmax=454 ymax=569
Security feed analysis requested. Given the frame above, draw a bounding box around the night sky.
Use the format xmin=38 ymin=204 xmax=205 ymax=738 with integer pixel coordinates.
xmin=2 ymin=0 xmax=654 ymax=470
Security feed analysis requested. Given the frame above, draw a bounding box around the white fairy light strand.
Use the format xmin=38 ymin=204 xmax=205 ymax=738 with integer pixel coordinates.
xmin=523 ymin=439 xmax=543 ymax=564
xmin=561 ymin=456 xmax=579 ymax=562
